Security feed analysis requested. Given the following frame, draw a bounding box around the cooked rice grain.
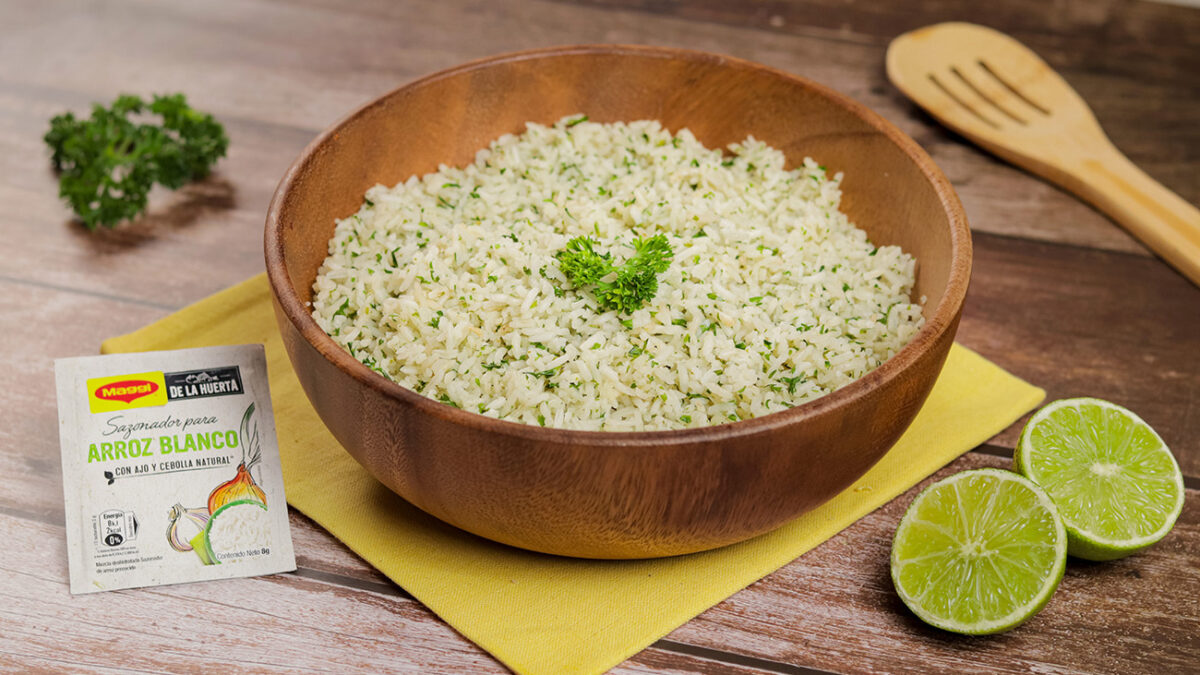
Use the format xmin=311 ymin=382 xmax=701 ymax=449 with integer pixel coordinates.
xmin=311 ymin=116 xmax=924 ymax=431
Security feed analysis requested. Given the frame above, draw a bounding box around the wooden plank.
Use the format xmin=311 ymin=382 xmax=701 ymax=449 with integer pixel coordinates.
xmin=289 ymin=512 xmax=398 ymax=590
xmin=669 ymin=452 xmax=1200 ymax=674
xmin=0 ymin=511 xmax=506 ymax=673
xmin=200 ymin=451 xmax=1200 ymax=674
xmin=20 ymin=449 xmax=1185 ymax=675
xmin=31 ymin=446 xmax=1192 ymax=675
xmin=16 ymin=452 xmax=1184 ymax=675
xmin=0 ymin=510 xmax=789 ymax=674
xmin=0 ymin=0 xmax=1177 ymax=287
xmin=620 ymin=648 xmax=782 ymax=674
xmin=959 ymin=231 xmax=1200 ymax=472
xmin=0 ymin=281 xmax=168 ymax=526
xmin=279 ymin=0 xmax=1190 ymax=257
xmin=556 ymin=0 xmax=1200 ymax=73
xmin=549 ymin=0 xmax=1200 ymax=252
xmin=0 ymin=106 xmax=312 ymax=308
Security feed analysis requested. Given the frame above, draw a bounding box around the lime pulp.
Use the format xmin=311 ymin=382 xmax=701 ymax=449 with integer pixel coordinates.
xmin=890 ymin=468 xmax=1067 ymax=635
xmin=1016 ymin=397 xmax=1184 ymax=561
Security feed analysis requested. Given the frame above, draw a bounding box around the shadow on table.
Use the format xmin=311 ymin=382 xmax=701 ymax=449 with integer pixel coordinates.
xmin=64 ymin=175 xmax=237 ymax=248
xmin=871 ymin=555 xmax=1021 ymax=649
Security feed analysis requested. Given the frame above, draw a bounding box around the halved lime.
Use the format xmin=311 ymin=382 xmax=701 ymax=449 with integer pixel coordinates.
xmin=891 ymin=468 xmax=1066 ymax=635
xmin=1016 ymin=398 xmax=1184 ymax=561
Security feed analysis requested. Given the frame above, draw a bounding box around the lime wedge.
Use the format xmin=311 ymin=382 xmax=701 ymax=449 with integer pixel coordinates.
xmin=891 ymin=468 xmax=1066 ymax=635
xmin=1016 ymin=398 xmax=1185 ymax=561
xmin=190 ymin=529 xmax=216 ymax=566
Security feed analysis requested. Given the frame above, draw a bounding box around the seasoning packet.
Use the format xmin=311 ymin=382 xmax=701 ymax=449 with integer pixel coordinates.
xmin=55 ymin=344 xmax=296 ymax=594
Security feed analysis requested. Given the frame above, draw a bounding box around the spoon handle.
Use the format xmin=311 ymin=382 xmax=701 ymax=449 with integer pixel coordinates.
xmin=1067 ymin=144 xmax=1200 ymax=286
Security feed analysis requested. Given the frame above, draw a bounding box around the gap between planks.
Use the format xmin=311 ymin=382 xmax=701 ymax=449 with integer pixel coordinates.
xmin=975 ymin=443 xmax=1200 ymax=490
xmin=0 ymin=73 xmax=327 ymax=141
xmin=0 ymin=272 xmax=179 ymax=311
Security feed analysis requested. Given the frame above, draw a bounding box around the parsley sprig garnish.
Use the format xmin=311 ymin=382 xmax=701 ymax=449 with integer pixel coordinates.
xmin=555 ymin=234 xmax=674 ymax=314
xmin=44 ymin=93 xmax=228 ymax=229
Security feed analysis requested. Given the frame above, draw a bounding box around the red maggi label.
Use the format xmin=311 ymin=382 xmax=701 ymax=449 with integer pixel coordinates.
xmin=87 ymin=371 xmax=168 ymax=413
xmin=95 ymin=380 xmax=159 ymax=404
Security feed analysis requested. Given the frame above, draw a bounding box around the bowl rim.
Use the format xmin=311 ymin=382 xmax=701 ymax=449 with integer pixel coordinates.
xmin=265 ymin=43 xmax=971 ymax=447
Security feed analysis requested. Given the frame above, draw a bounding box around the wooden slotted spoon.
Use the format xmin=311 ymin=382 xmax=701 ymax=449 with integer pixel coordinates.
xmin=887 ymin=22 xmax=1200 ymax=286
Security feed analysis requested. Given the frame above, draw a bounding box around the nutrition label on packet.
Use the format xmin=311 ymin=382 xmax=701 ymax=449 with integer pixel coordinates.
xmin=55 ymin=345 xmax=295 ymax=594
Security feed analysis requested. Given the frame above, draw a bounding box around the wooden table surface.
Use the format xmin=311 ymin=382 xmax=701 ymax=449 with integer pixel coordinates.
xmin=3 ymin=0 xmax=1198 ymax=672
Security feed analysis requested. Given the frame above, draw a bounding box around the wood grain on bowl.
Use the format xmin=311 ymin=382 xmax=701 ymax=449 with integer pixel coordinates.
xmin=264 ymin=45 xmax=971 ymax=558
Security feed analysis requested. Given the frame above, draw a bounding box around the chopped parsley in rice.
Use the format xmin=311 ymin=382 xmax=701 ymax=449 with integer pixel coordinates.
xmin=311 ymin=116 xmax=924 ymax=431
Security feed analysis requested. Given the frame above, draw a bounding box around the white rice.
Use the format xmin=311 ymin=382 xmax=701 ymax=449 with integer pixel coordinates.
xmin=208 ymin=502 xmax=270 ymax=562
xmin=311 ymin=116 xmax=924 ymax=431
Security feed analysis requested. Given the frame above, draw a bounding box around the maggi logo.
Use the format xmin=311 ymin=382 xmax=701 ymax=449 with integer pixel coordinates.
xmin=87 ymin=371 xmax=168 ymax=413
xmin=96 ymin=380 xmax=159 ymax=404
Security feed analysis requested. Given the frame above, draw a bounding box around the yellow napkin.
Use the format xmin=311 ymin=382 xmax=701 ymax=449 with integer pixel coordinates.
xmin=103 ymin=274 xmax=1044 ymax=675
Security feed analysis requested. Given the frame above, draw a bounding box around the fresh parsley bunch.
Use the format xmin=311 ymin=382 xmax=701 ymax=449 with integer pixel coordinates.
xmin=555 ymin=234 xmax=674 ymax=313
xmin=44 ymin=93 xmax=228 ymax=229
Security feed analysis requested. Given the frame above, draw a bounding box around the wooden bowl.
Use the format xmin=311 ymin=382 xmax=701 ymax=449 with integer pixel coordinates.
xmin=265 ymin=45 xmax=971 ymax=558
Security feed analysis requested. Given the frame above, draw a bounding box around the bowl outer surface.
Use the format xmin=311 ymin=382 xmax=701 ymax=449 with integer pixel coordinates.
xmin=265 ymin=45 xmax=971 ymax=558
